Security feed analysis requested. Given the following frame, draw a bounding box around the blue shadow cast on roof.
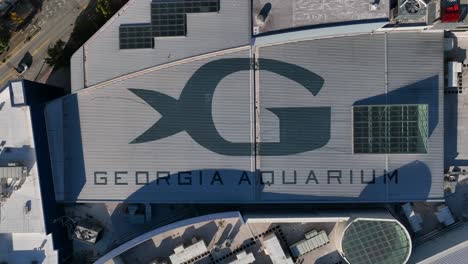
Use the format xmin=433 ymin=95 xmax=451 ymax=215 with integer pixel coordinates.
xmin=353 ymin=75 xmax=440 ymax=136
xmin=116 ymin=160 xmax=431 ymax=203
xmin=20 ymin=80 xmax=71 ymax=258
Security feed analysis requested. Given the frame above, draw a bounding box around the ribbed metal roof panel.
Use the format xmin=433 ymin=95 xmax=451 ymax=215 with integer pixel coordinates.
xmin=50 ymin=32 xmax=444 ymax=203
xmin=424 ymin=246 xmax=468 ymax=264
xmin=258 ymin=34 xmax=387 ymax=201
xmin=61 ymin=49 xmax=255 ymax=202
xmin=70 ymin=47 xmax=84 ymax=92
xmin=257 ymin=32 xmax=443 ymax=202
xmin=386 ymin=31 xmax=444 ymax=201
xmin=78 ymin=0 xmax=251 ymax=88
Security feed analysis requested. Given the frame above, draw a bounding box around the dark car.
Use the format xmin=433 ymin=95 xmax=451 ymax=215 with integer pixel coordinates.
xmin=15 ymin=62 xmax=28 ymax=74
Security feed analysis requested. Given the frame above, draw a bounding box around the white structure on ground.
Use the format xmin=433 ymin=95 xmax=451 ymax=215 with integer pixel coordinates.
xmin=289 ymin=230 xmax=330 ymax=257
xmin=169 ymin=239 xmax=208 ymax=264
xmin=0 ymin=80 xmax=58 ymax=263
xmin=262 ymin=233 xmax=294 ymax=264
xmin=228 ymin=251 xmax=256 ymax=264
xmin=402 ymin=203 xmax=423 ymax=233
xmin=435 ymin=205 xmax=455 ymax=226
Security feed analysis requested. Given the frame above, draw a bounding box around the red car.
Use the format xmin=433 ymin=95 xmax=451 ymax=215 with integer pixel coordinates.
xmin=442 ymin=0 xmax=461 ymax=22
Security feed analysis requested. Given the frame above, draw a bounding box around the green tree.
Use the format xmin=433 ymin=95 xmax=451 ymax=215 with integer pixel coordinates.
xmin=0 ymin=39 xmax=7 ymax=53
xmin=96 ymin=0 xmax=113 ymax=19
xmin=45 ymin=40 xmax=66 ymax=67
xmin=0 ymin=24 xmax=9 ymax=54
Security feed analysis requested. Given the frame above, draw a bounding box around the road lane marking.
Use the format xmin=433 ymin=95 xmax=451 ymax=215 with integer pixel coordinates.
xmin=1 ymin=0 xmax=86 ymax=71
xmin=0 ymin=0 xmax=90 ymax=86
xmin=31 ymin=40 xmax=50 ymax=56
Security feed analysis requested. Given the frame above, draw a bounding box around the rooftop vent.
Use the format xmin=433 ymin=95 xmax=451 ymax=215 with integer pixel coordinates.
xmin=404 ymin=0 xmax=425 ymax=14
xmin=396 ymin=0 xmax=430 ymax=22
xmin=72 ymin=221 xmax=102 ymax=244
xmin=256 ymin=3 xmax=272 ymax=27
xmin=0 ymin=165 xmax=28 ymax=201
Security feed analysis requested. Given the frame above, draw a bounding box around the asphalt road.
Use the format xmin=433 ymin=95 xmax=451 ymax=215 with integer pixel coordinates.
xmin=0 ymin=0 xmax=90 ymax=87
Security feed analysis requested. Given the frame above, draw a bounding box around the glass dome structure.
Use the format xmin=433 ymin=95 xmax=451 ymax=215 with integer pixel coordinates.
xmin=341 ymin=219 xmax=412 ymax=264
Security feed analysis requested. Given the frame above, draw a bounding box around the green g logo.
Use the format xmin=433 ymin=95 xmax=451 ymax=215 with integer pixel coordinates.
xmin=130 ymin=58 xmax=330 ymax=156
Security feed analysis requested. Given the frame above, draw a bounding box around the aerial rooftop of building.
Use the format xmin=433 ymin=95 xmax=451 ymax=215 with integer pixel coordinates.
xmin=71 ymin=0 xmax=251 ymax=90
xmin=47 ymin=30 xmax=445 ymax=203
xmin=0 ymin=80 xmax=46 ymax=233
xmin=0 ymin=80 xmax=58 ymax=263
xmin=46 ymin=0 xmax=445 ymax=204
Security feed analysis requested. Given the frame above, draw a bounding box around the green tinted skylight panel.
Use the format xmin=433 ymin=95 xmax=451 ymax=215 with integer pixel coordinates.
xmin=119 ymin=24 xmax=154 ymax=49
xmin=353 ymin=104 xmax=428 ymax=154
xmin=120 ymin=0 xmax=220 ymax=49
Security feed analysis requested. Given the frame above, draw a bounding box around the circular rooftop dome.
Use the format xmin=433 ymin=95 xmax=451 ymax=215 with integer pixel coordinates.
xmin=341 ymin=219 xmax=411 ymax=264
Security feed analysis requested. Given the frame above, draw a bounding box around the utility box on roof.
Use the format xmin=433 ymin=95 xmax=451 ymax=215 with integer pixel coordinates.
xmin=448 ymin=61 xmax=462 ymax=88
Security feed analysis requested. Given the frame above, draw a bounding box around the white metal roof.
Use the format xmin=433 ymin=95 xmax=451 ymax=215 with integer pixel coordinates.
xmin=0 ymin=82 xmax=45 ymax=233
xmin=0 ymin=81 xmax=58 ymax=263
xmin=47 ymin=31 xmax=444 ymax=203
xmin=71 ymin=0 xmax=251 ymax=91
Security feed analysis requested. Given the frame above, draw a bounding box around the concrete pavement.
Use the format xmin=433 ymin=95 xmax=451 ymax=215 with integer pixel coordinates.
xmin=0 ymin=0 xmax=90 ymax=87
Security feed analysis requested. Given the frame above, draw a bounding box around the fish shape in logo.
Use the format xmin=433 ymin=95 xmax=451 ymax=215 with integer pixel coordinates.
xmin=129 ymin=58 xmax=331 ymax=156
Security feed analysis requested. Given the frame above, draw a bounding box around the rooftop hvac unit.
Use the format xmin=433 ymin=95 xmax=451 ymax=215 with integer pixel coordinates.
xmin=402 ymin=0 xmax=427 ymax=14
xmin=402 ymin=203 xmax=423 ymax=233
xmin=396 ymin=0 xmax=431 ymax=22
xmin=435 ymin=205 xmax=456 ymax=226
xmin=447 ymin=61 xmax=462 ymax=88
xmin=72 ymin=222 xmax=102 ymax=244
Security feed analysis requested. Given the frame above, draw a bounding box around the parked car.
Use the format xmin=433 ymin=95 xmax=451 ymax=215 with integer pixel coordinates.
xmin=15 ymin=62 xmax=28 ymax=74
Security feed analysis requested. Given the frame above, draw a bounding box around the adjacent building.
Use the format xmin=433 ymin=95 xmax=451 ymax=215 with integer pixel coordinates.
xmin=0 ymin=0 xmax=458 ymax=263
xmin=94 ymin=210 xmax=412 ymax=264
xmin=0 ymin=80 xmax=65 ymax=263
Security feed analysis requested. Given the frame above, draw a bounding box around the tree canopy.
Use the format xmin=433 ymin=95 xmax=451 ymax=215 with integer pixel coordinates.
xmin=45 ymin=39 xmax=66 ymax=67
xmin=96 ymin=0 xmax=113 ymax=19
xmin=0 ymin=23 xmax=10 ymax=53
